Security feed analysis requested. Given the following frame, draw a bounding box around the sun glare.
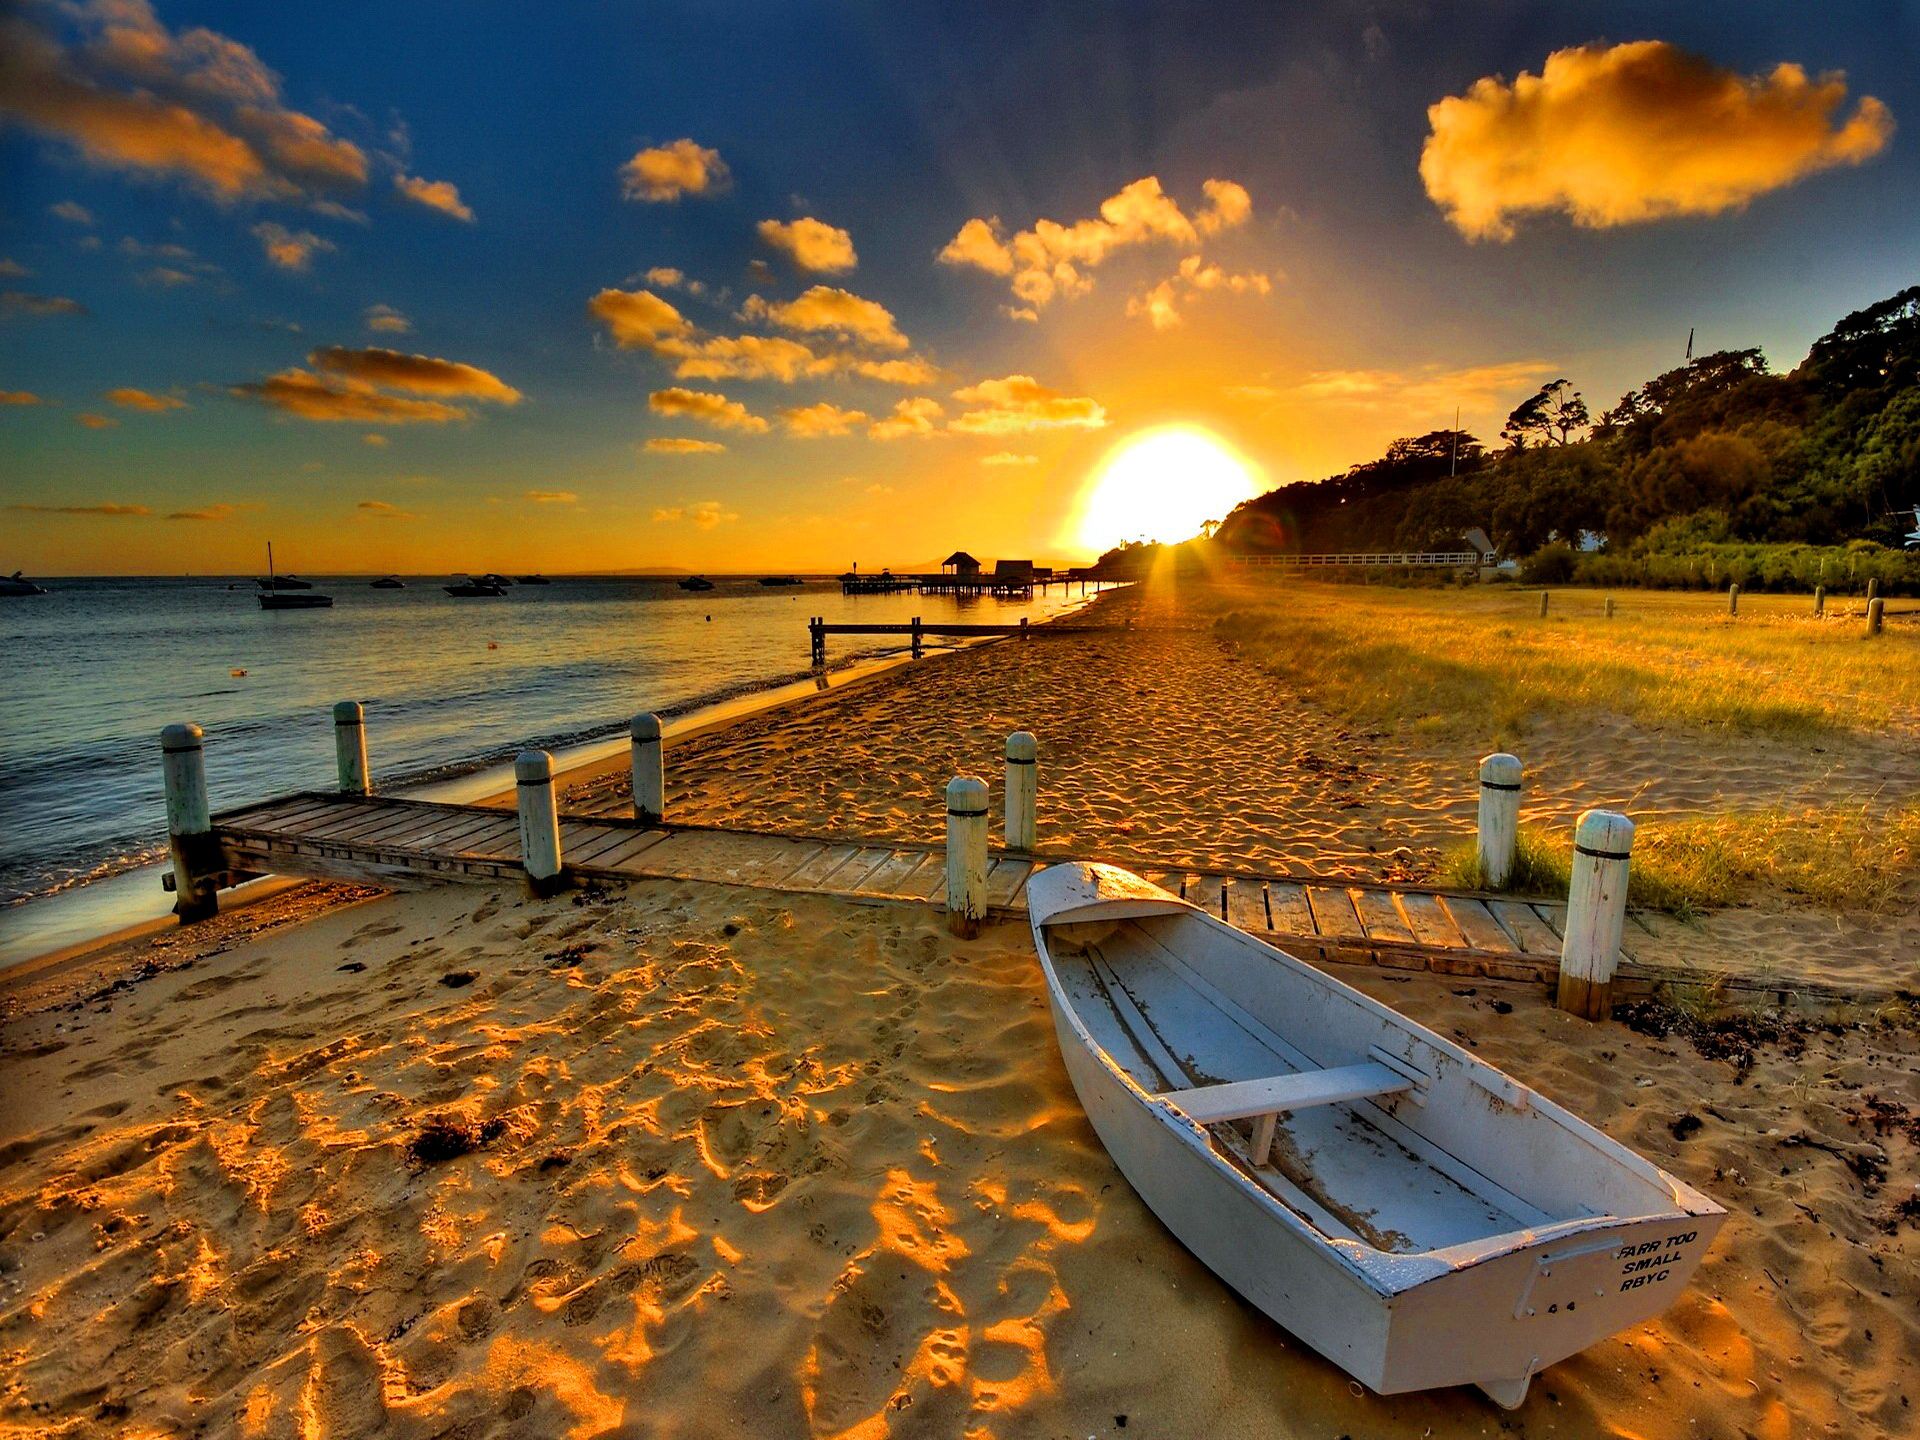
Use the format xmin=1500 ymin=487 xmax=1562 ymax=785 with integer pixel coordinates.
xmin=1070 ymin=426 xmax=1262 ymax=553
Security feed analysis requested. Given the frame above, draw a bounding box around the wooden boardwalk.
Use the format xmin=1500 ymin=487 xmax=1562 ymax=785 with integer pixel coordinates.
xmin=205 ymin=792 xmax=1857 ymax=1009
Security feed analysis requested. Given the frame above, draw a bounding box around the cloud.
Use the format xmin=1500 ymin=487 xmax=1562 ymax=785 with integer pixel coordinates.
xmin=781 ymin=401 xmax=868 ymax=437
xmin=3 ymin=291 xmax=86 ymax=317
xmin=757 ymin=217 xmax=857 ymax=273
xmin=362 ymin=432 xmax=388 ymax=446
xmin=141 ymin=266 xmax=197 ymax=286
xmin=649 ymin=387 xmax=768 ymax=432
xmin=252 ymin=221 xmax=333 ymax=271
xmin=644 ymin=266 xmax=685 ymax=288
xmin=868 ymin=397 xmax=944 ymax=440
xmin=1127 ymin=254 xmax=1275 ymax=330
xmin=310 ymin=346 xmax=522 ymax=404
xmin=0 ymin=259 xmax=30 ymax=277
xmin=364 ymin=303 xmax=410 ymax=334
xmin=76 ymin=412 xmax=118 ymax=428
xmin=949 ymin=375 xmax=1108 ymax=434
xmin=644 ymin=437 xmax=726 ymax=454
xmin=8 ymin=502 xmax=150 ymax=515
xmin=357 ymin=499 xmax=416 ymax=519
xmin=0 ymin=390 xmax=42 ymax=405
xmin=981 ymin=451 xmax=1038 ymax=466
xmin=589 ymin=287 xmax=693 ymax=346
xmin=525 ymin=490 xmax=576 ymax=504
xmin=394 ymin=173 xmax=474 ymax=221
xmin=1288 ymin=358 xmax=1558 ymax=412
xmin=1421 ymin=41 xmax=1896 ymax=241
xmin=650 ymin=500 xmax=738 ymax=528
xmin=0 ymin=0 xmax=367 ymax=202
xmin=740 ymin=285 xmax=908 ymax=350
xmin=165 ymin=503 xmax=235 ymax=520
xmin=106 ymin=387 xmax=188 ymax=412
xmin=232 ymin=368 xmax=472 ymax=424
xmin=939 ymin=176 xmax=1252 ymax=310
xmin=621 ymin=139 xmax=728 ymax=201
xmin=49 ymin=201 xmax=93 ymax=225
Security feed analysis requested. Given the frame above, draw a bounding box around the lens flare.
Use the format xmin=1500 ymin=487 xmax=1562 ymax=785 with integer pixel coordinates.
xmin=1069 ymin=425 xmax=1262 ymax=553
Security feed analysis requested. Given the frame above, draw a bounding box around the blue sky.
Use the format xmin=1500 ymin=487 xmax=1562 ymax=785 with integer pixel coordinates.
xmin=2 ymin=1 xmax=1915 ymax=572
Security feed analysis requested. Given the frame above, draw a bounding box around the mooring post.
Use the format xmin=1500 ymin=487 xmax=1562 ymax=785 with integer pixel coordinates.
xmin=1867 ymin=597 xmax=1885 ymax=636
xmin=1727 ymin=582 xmax=1740 ymax=617
xmin=333 ymin=700 xmax=370 ymax=794
xmin=161 ymin=722 xmax=217 ymax=920
xmin=1476 ymin=753 xmax=1522 ymax=888
xmin=1005 ymin=732 xmax=1037 ymax=851
xmin=1814 ymin=585 xmax=1825 ymax=617
xmin=1020 ymin=616 xmax=1030 ymax=641
xmin=1867 ymin=577 xmax=1880 ymax=603
xmin=1538 ymin=590 xmax=1550 ymax=618
xmin=1555 ymin=809 xmax=1635 ymax=1021
xmin=1604 ymin=595 xmax=1615 ymax=619
xmin=809 ymin=617 xmax=824 ymax=668
xmin=945 ymin=775 xmax=989 ymax=938
xmin=630 ymin=711 xmax=664 ymax=824
xmin=515 ymin=749 xmax=565 ymax=896
xmin=912 ymin=615 xmax=923 ymax=659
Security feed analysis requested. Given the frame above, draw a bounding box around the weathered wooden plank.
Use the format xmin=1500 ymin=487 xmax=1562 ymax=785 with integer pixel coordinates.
xmin=305 ymin=804 xmax=439 ymax=843
xmin=1441 ymin=896 xmax=1518 ymax=954
xmin=555 ymin=823 xmax=626 ymax=862
xmin=1265 ymin=882 xmax=1317 ymax=938
xmin=1190 ymin=875 xmax=1230 ymax=920
xmin=1490 ymin=900 xmax=1562 ymax=956
xmin=564 ymin=824 xmax=653 ymax=865
xmin=1225 ymin=880 xmax=1271 ymax=933
xmin=581 ymin=829 xmax=671 ymax=872
xmin=902 ymin=853 xmax=950 ymax=899
xmin=228 ymin=795 xmax=345 ymax=831
xmin=1352 ymin=889 xmax=1418 ymax=947
xmin=318 ymin=804 xmax=453 ymax=847
xmin=833 ymin=848 xmax=899 ymax=893
xmin=454 ymin=819 xmax=527 ymax=860
xmin=1396 ymin=891 xmax=1466 ymax=950
xmin=1306 ymin=886 xmax=1366 ymax=942
xmin=1531 ymin=903 xmax=1567 ymax=941
xmin=850 ymin=849 xmax=931 ymax=897
xmin=775 ymin=843 xmax=863 ymax=890
xmin=358 ymin=807 xmax=490 ymax=851
xmin=256 ymin=801 xmax=371 ymax=839
xmin=986 ymin=857 xmax=1032 ymax=907
xmin=417 ymin=812 xmax=516 ymax=854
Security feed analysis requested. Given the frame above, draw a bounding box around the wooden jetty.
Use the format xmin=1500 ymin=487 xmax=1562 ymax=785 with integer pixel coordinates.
xmin=808 ymin=614 xmax=1137 ymax=665
xmin=178 ymin=790 xmax=1866 ymax=1013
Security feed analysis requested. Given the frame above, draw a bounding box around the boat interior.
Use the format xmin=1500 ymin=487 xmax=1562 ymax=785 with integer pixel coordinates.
xmin=1042 ymin=911 xmax=1685 ymax=1261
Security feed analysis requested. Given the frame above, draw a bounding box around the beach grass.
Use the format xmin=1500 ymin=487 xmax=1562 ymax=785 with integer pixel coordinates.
xmin=1209 ymin=581 xmax=1915 ymax=745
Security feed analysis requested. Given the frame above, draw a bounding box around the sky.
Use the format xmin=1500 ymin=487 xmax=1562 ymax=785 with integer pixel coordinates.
xmin=1 ymin=0 xmax=1915 ymax=575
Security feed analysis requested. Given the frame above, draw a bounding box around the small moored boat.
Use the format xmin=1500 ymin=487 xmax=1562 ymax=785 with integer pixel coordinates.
xmin=256 ymin=544 xmax=333 ymax=609
xmin=678 ymin=575 xmax=714 ymax=591
xmin=758 ymin=574 xmax=802 ymax=586
xmin=0 ymin=570 xmax=50 ymax=596
xmin=445 ymin=575 xmax=508 ymax=597
xmin=514 ymin=573 xmax=552 ymax=585
xmin=370 ymin=576 xmax=406 ymax=589
xmin=1026 ymin=862 xmax=1724 ymax=1408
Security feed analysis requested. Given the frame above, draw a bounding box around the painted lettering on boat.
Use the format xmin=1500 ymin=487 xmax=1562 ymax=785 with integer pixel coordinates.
xmin=1614 ymin=1231 xmax=1697 ymax=1291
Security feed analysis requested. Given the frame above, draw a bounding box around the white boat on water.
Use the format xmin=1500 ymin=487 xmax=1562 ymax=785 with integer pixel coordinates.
xmin=1027 ymin=862 xmax=1725 ymax=1408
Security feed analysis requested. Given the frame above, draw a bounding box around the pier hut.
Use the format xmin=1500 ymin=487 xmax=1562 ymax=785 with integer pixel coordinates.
xmin=942 ymin=551 xmax=982 ymax=579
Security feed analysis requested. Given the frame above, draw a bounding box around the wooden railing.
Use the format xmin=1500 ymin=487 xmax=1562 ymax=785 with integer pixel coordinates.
xmin=1227 ymin=551 xmax=1486 ymax=568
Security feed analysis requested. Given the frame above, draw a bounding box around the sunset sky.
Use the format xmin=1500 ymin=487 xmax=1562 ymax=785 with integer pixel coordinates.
xmin=2 ymin=1 xmax=1914 ymax=574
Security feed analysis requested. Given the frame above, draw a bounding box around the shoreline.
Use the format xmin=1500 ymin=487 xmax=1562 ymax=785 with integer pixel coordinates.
xmin=0 ymin=585 xmax=1121 ymax=972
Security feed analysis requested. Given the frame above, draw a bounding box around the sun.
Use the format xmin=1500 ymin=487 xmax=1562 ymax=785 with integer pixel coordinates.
xmin=1069 ymin=425 xmax=1263 ymax=554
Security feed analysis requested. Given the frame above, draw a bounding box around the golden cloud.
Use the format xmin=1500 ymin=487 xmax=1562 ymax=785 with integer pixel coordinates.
xmin=757 ymin=217 xmax=857 ymax=273
xmin=981 ymin=451 xmax=1038 ymax=466
xmin=621 ymin=139 xmax=728 ymax=201
xmin=0 ymin=1 xmax=366 ymax=202
xmin=649 ymin=387 xmax=769 ymax=433
xmin=1289 ymin=359 xmax=1558 ymax=412
xmin=1127 ymin=254 xmax=1275 ymax=330
xmin=644 ymin=437 xmax=726 ymax=454
xmin=592 ymin=287 xmax=931 ymax=385
xmin=49 ymin=201 xmax=93 ymax=224
xmin=668 ymin=334 xmax=820 ymax=383
xmin=0 ymin=390 xmax=42 ymax=405
xmin=362 ymin=432 xmax=389 ymax=446
xmin=165 ymin=503 xmax=236 ymax=521
xmin=949 ymin=375 xmax=1108 ymax=434
xmin=782 ymin=401 xmax=869 ymax=437
xmin=869 ymin=397 xmax=944 ymax=440
xmin=252 ymin=221 xmax=333 ymax=271
xmin=310 ymin=346 xmax=522 ymax=404
xmin=741 ymin=285 xmax=908 ymax=351
xmin=394 ymin=173 xmax=473 ymax=221
xmin=525 ymin=490 xmax=576 ymax=504
xmin=651 ymin=500 xmax=739 ymax=529
xmin=357 ymin=499 xmax=417 ymax=519
xmin=105 ymin=387 xmax=187 ymax=412
xmin=364 ymin=304 xmax=410 ymax=334
xmin=0 ymin=259 xmax=27 ymax=277
xmin=589 ymin=287 xmax=693 ymax=346
xmin=1421 ymin=41 xmax=1895 ymax=241
xmin=232 ymin=369 xmax=471 ymax=424
xmin=76 ymin=412 xmax=118 ymax=428
xmin=3 ymin=291 xmax=86 ymax=317
xmin=8 ymin=501 xmax=150 ymax=515
xmin=939 ymin=176 xmax=1252 ymax=310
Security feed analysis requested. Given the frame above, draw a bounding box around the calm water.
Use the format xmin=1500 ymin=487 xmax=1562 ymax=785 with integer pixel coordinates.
xmin=0 ymin=575 xmax=1094 ymax=907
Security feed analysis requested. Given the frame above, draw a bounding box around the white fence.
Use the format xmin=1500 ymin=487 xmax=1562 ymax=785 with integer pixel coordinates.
xmin=1227 ymin=551 xmax=1487 ymax=569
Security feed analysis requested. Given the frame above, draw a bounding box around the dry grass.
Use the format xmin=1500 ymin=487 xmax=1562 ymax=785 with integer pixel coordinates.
xmin=1209 ymin=580 xmax=1917 ymax=746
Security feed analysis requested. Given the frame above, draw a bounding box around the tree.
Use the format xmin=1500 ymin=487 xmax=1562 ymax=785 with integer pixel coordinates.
xmin=1501 ymin=380 xmax=1590 ymax=449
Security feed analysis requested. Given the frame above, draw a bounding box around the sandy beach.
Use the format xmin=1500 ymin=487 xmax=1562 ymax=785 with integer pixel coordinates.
xmin=3 ymin=579 xmax=1916 ymax=1438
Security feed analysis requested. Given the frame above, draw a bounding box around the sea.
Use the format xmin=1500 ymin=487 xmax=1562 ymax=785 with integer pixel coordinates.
xmin=0 ymin=574 xmax=1097 ymax=956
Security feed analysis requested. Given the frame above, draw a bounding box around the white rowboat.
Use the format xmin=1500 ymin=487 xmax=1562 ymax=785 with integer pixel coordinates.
xmin=1027 ymin=862 xmax=1725 ymax=1408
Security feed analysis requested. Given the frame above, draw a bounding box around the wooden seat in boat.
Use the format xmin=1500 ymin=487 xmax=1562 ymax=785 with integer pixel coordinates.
xmin=1160 ymin=1061 xmax=1416 ymax=1164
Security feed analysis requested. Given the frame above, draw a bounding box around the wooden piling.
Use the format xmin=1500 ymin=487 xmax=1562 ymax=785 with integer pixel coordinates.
xmin=630 ymin=712 xmax=664 ymax=824
xmin=1814 ymin=585 xmax=1825 ymax=617
xmin=1867 ymin=578 xmax=1879 ymax=603
xmin=945 ymin=775 xmax=988 ymax=937
xmin=515 ymin=749 xmax=565 ymax=896
xmin=912 ymin=616 xmax=923 ymax=659
xmin=1004 ymin=732 xmax=1037 ymax=851
xmin=1604 ymin=595 xmax=1614 ymax=619
xmin=1867 ymin=597 xmax=1885 ymax=636
xmin=333 ymin=700 xmax=370 ymax=794
xmin=1555 ymin=809 xmax=1635 ymax=1021
xmin=1538 ymin=591 xmax=1549 ymax=618
xmin=809 ymin=617 xmax=825 ymax=668
xmin=161 ymin=722 xmax=217 ymax=920
xmin=1476 ymin=753 xmax=1522 ymax=888
xmin=1727 ymin=582 xmax=1739 ymax=617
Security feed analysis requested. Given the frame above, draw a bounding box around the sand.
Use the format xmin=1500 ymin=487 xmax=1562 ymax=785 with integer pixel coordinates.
xmin=2 ymin=879 xmax=1915 ymax=1438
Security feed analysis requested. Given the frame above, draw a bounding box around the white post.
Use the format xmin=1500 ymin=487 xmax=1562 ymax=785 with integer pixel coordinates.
xmin=1556 ymin=809 xmax=1635 ymax=1021
xmin=161 ymin=722 xmax=216 ymax=920
xmin=1727 ymin=582 xmax=1739 ymax=617
xmin=1867 ymin=597 xmax=1885 ymax=636
xmin=1813 ymin=585 xmax=1825 ymax=617
xmin=1004 ymin=731 xmax=1037 ymax=851
xmin=515 ymin=749 xmax=565 ymax=895
xmin=1867 ymin=577 xmax=1879 ymax=603
xmin=1538 ymin=590 xmax=1550 ymax=618
xmin=333 ymin=700 xmax=370 ymax=794
xmin=945 ymin=775 xmax=989 ymax=938
xmin=1604 ymin=595 xmax=1615 ymax=619
xmin=630 ymin=711 xmax=664 ymax=824
xmin=1476 ymin=753 xmax=1522 ymax=888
